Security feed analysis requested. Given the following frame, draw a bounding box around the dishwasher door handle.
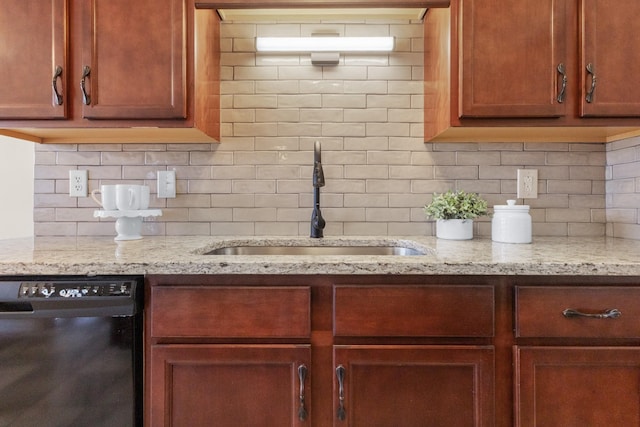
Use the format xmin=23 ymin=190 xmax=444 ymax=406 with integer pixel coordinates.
xmin=0 ymin=299 xmax=135 ymax=318
xmin=0 ymin=302 xmax=34 ymax=316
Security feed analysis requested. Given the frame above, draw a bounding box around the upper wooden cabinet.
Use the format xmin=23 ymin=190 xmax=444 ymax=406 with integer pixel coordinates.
xmin=580 ymin=0 xmax=640 ymax=117
xmin=459 ymin=0 xmax=567 ymax=119
xmin=80 ymin=0 xmax=186 ymax=120
xmin=425 ymin=0 xmax=640 ymax=142
xmin=0 ymin=0 xmax=220 ymax=143
xmin=0 ymin=0 xmax=68 ymax=120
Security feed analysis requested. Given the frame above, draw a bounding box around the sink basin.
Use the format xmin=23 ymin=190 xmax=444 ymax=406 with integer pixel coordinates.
xmin=205 ymin=245 xmax=426 ymax=256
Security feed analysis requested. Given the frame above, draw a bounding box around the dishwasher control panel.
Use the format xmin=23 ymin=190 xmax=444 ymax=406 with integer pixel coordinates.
xmin=19 ymin=281 xmax=133 ymax=299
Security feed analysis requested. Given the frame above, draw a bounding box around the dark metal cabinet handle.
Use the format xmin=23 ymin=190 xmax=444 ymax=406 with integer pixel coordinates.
xmin=336 ymin=365 xmax=346 ymax=421
xmin=556 ymin=63 xmax=567 ymax=103
xmin=562 ymin=308 xmax=621 ymax=319
xmin=80 ymin=65 xmax=91 ymax=105
xmin=298 ymin=364 xmax=308 ymax=421
xmin=52 ymin=66 xmax=63 ymax=106
xmin=585 ymin=63 xmax=597 ymax=103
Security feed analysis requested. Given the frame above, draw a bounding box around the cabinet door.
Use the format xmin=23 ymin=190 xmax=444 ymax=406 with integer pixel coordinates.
xmin=0 ymin=0 xmax=67 ymax=119
xmin=580 ymin=0 xmax=640 ymax=117
xmin=515 ymin=346 xmax=640 ymax=426
xmin=81 ymin=0 xmax=186 ymax=119
xmin=149 ymin=344 xmax=311 ymax=427
xmin=459 ymin=0 xmax=567 ymax=118
xmin=334 ymin=345 xmax=494 ymax=427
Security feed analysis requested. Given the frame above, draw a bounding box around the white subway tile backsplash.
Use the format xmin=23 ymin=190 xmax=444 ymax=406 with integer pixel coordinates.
xmin=299 ymin=80 xmax=344 ymax=94
xmin=278 ymin=123 xmax=323 ymax=137
xmin=299 ymin=109 xmax=343 ymax=122
xmin=220 ymin=52 xmax=256 ymax=67
xmin=31 ymin=20 xmax=637 ymax=239
xmin=233 ymin=94 xmax=278 ymax=108
xmin=256 ymin=80 xmax=300 ymax=94
xmin=234 ymin=66 xmax=279 ymax=80
xmin=321 ymin=123 xmax=366 ymax=137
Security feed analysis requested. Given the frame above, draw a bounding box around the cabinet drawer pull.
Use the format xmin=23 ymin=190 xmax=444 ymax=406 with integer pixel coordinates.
xmin=52 ymin=66 xmax=63 ymax=106
xmin=556 ymin=63 xmax=567 ymax=103
xmin=562 ymin=308 xmax=621 ymax=319
xmin=298 ymin=364 xmax=308 ymax=421
xmin=336 ymin=365 xmax=346 ymax=421
xmin=585 ymin=63 xmax=597 ymax=103
xmin=80 ymin=65 xmax=91 ymax=105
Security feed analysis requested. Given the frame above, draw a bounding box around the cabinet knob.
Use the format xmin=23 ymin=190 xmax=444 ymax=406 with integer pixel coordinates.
xmin=52 ymin=66 xmax=63 ymax=106
xmin=80 ymin=65 xmax=91 ymax=105
xmin=585 ymin=63 xmax=597 ymax=103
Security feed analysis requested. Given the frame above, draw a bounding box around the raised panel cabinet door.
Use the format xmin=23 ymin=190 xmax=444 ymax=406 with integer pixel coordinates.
xmin=81 ymin=0 xmax=186 ymax=119
xmin=515 ymin=346 xmax=640 ymax=426
xmin=149 ymin=344 xmax=311 ymax=427
xmin=0 ymin=0 xmax=67 ymax=119
xmin=333 ymin=345 xmax=494 ymax=427
xmin=459 ymin=0 xmax=567 ymax=118
xmin=580 ymin=0 xmax=640 ymax=117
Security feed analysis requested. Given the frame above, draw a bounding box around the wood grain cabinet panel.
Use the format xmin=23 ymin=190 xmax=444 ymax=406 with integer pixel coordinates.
xmin=334 ymin=345 xmax=495 ymax=427
xmin=149 ymin=344 xmax=311 ymax=427
xmin=459 ymin=0 xmax=567 ymax=118
xmin=0 ymin=0 xmax=67 ymax=119
xmin=515 ymin=346 xmax=640 ymax=426
xmin=333 ymin=285 xmax=494 ymax=337
xmin=579 ymin=0 xmax=640 ymax=117
xmin=514 ymin=282 xmax=640 ymax=426
xmin=515 ymin=286 xmax=640 ymax=338
xmin=81 ymin=0 xmax=186 ymax=119
xmin=150 ymin=286 xmax=311 ymax=339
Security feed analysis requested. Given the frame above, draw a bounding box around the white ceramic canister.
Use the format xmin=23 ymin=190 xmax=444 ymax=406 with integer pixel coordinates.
xmin=492 ymin=200 xmax=532 ymax=244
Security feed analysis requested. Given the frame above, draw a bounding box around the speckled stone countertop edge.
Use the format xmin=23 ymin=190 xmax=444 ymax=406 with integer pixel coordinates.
xmin=0 ymin=235 xmax=638 ymax=276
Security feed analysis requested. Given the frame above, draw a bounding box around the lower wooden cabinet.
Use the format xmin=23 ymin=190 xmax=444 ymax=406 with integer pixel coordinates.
xmin=334 ymin=345 xmax=494 ymax=427
xmin=515 ymin=347 xmax=640 ymax=426
xmin=149 ymin=345 xmax=311 ymax=426
xmin=146 ymin=275 xmax=640 ymax=426
xmin=514 ymin=283 xmax=640 ymax=426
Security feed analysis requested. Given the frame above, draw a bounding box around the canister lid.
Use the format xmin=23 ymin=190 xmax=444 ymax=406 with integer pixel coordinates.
xmin=493 ymin=199 xmax=530 ymax=212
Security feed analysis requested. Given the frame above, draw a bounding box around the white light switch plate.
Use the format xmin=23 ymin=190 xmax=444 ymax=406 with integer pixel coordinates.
xmin=157 ymin=170 xmax=176 ymax=198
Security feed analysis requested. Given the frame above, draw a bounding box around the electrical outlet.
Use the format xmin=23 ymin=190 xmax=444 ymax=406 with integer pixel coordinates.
xmin=157 ymin=170 xmax=176 ymax=198
xmin=69 ymin=170 xmax=88 ymax=197
xmin=517 ymin=169 xmax=538 ymax=199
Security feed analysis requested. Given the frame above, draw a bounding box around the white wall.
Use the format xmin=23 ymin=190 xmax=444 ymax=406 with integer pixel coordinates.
xmin=0 ymin=135 xmax=34 ymax=238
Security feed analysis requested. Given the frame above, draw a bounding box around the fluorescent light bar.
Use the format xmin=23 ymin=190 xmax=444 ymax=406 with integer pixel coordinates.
xmin=256 ymin=37 xmax=395 ymax=53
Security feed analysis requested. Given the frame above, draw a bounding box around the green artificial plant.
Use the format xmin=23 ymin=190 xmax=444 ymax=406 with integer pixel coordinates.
xmin=423 ymin=190 xmax=488 ymax=220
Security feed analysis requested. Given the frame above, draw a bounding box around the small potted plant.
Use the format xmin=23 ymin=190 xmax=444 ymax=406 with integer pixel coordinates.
xmin=423 ymin=190 xmax=488 ymax=240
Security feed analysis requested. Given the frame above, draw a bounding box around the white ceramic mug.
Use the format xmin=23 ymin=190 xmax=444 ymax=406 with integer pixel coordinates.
xmin=116 ymin=184 xmax=142 ymax=211
xmin=139 ymin=185 xmax=150 ymax=210
xmin=90 ymin=185 xmax=117 ymax=210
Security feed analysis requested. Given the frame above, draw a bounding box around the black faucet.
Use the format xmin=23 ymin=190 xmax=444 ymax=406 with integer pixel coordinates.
xmin=310 ymin=141 xmax=326 ymax=238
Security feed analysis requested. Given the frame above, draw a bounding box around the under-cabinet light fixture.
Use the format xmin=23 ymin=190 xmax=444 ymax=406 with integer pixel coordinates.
xmin=255 ymin=36 xmax=395 ymax=53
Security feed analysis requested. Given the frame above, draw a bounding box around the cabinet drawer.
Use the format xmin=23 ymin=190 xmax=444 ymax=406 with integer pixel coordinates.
xmin=515 ymin=286 xmax=640 ymax=338
xmin=333 ymin=285 xmax=494 ymax=337
xmin=150 ymin=286 xmax=311 ymax=339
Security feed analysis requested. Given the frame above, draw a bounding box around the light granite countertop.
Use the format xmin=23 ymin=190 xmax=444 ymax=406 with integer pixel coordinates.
xmin=0 ymin=235 xmax=639 ymax=276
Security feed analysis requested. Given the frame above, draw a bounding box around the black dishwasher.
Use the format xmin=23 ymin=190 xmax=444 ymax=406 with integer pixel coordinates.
xmin=0 ymin=276 xmax=143 ymax=427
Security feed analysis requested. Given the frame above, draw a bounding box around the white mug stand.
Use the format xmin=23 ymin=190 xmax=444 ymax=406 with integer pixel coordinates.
xmin=94 ymin=209 xmax=163 ymax=241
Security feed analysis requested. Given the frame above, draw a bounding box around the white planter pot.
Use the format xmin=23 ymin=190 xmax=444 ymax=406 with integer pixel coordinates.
xmin=436 ymin=219 xmax=474 ymax=240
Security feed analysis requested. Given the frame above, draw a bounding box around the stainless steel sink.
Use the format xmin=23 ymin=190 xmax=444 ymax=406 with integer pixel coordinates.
xmin=205 ymin=245 xmax=426 ymax=256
